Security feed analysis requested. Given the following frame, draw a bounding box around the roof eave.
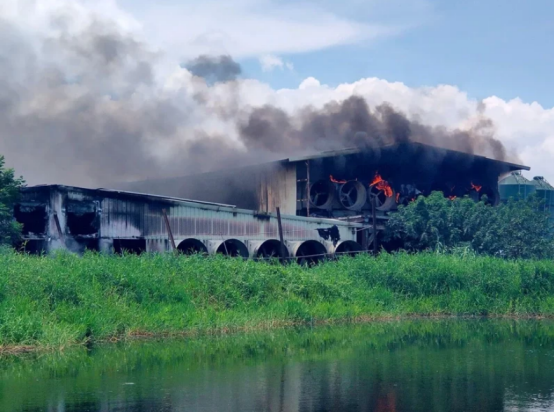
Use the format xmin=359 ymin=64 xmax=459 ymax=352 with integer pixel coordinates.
xmin=285 ymin=143 xmax=530 ymax=171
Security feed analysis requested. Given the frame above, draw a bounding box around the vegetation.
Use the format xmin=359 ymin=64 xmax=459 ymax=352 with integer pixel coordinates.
xmin=385 ymin=191 xmax=554 ymax=259
xmin=0 ymin=156 xmax=24 ymax=246
xmin=2 ymin=250 xmax=554 ymax=350
xmin=2 ymin=319 xmax=554 ymax=411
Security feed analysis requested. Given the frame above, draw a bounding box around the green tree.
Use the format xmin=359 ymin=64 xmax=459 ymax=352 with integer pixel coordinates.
xmin=385 ymin=191 xmax=554 ymax=259
xmin=0 ymin=155 xmax=25 ymax=246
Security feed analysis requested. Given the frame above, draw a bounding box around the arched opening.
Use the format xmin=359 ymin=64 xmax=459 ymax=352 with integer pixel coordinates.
xmin=335 ymin=240 xmax=363 ymax=257
xmin=177 ymin=238 xmax=208 ymax=255
xmin=216 ymin=239 xmax=249 ymax=258
xmin=295 ymin=240 xmax=327 ymax=266
xmin=255 ymin=239 xmax=289 ymax=260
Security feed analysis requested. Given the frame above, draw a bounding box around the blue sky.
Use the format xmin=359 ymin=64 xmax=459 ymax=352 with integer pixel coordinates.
xmin=238 ymin=0 xmax=554 ymax=107
xmin=115 ymin=0 xmax=554 ymax=107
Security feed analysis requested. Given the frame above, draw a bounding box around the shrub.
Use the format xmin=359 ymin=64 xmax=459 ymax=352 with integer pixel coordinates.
xmin=385 ymin=192 xmax=554 ymax=259
xmin=0 ymin=155 xmax=25 ymax=246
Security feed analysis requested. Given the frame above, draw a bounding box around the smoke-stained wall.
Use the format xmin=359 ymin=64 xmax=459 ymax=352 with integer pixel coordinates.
xmin=118 ymin=161 xmax=299 ymax=215
xmin=119 ymin=142 xmax=528 ymax=219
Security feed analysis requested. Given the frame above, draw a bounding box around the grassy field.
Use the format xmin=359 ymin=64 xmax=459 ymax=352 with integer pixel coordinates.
xmin=2 ymin=250 xmax=554 ymax=350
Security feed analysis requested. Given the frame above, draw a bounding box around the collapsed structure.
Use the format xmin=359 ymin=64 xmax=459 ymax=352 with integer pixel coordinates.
xmin=15 ymin=142 xmax=529 ymax=258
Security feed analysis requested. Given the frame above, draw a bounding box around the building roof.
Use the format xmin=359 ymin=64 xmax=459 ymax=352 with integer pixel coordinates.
xmin=499 ymin=171 xmax=534 ymax=185
xmin=20 ymin=184 xmax=363 ymax=227
xmin=285 ymin=142 xmax=530 ymax=171
xmin=532 ymin=177 xmax=554 ymax=190
xmin=21 ymin=184 xmax=236 ymax=208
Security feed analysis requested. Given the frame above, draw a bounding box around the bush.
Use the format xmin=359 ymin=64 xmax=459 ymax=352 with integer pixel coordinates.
xmin=0 ymin=155 xmax=25 ymax=246
xmin=385 ymin=192 xmax=554 ymax=259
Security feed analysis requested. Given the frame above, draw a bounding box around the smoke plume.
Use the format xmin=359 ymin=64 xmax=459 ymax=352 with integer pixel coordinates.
xmin=0 ymin=4 xmax=513 ymax=188
xmin=239 ymin=97 xmax=507 ymax=161
xmin=186 ymin=55 xmax=242 ymax=84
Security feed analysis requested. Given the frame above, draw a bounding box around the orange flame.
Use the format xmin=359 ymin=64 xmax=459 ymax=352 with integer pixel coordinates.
xmin=448 ymin=195 xmax=457 ymax=201
xmin=329 ymin=175 xmax=347 ymax=184
xmin=395 ymin=193 xmax=400 ymax=203
xmin=369 ymin=172 xmax=394 ymax=198
xmin=471 ymin=182 xmax=482 ymax=192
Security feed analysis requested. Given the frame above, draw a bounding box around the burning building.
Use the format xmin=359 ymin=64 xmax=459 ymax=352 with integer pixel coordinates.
xmin=120 ymin=142 xmax=529 ymax=221
xmin=15 ymin=142 xmax=529 ymax=257
xmin=14 ymin=185 xmax=362 ymax=262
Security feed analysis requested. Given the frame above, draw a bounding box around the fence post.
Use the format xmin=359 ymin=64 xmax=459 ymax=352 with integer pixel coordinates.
xmin=371 ymin=196 xmax=378 ymax=255
xmin=276 ymin=207 xmax=286 ymax=263
xmin=361 ymin=226 xmax=369 ymax=252
xmin=162 ymin=209 xmax=176 ymax=251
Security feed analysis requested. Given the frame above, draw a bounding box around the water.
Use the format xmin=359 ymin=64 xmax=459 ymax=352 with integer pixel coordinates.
xmin=2 ymin=319 xmax=554 ymax=411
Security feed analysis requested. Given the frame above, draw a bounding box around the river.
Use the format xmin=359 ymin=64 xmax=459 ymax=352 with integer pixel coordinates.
xmin=1 ymin=319 xmax=554 ymax=411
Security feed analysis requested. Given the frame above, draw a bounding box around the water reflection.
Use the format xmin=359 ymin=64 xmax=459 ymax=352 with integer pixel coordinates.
xmin=1 ymin=320 xmax=554 ymax=411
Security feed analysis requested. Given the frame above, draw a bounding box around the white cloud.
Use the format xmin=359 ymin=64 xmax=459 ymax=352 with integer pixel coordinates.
xmin=113 ymin=0 xmax=407 ymax=61
xmin=298 ymin=77 xmax=321 ymax=90
xmin=3 ymin=0 xmax=554 ymax=186
xmin=0 ymin=0 xmax=141 ymax=36
xmin=259 ymin=54 xmax=293 ymax=72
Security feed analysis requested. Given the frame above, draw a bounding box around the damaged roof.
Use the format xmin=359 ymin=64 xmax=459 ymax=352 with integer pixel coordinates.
xmin=21 ymin=184 xmax=236 ymax=208
xmin=285 ymin=142 xmax=530 ymax=171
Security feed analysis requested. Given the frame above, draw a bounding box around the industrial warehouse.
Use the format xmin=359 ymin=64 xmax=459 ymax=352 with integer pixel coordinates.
xmin=14 ymin=141 xmax=548 ymax=260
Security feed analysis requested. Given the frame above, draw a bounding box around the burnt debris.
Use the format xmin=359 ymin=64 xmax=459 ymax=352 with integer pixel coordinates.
xmin=317 ymin=225 xmax=341 ymax=247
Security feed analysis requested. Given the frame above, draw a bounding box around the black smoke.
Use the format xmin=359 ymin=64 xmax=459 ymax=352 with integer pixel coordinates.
xmin=0 ymin=6 xmax=514 ymax=188
xmin=238 ymin=96 xmax=508 ymax=161
xmin=186 ymin=55 xmax=242 ymax=84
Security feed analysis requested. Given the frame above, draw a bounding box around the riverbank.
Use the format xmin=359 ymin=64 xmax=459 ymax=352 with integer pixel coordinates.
xmin=2 ymin=250 xmax=554 ymax=351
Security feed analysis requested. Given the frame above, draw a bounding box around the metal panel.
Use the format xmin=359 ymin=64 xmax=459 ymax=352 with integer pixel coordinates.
xmin=19 ymin=185 xmax=362 ymax=254
xmin=257 ymin=163 xmax=297 ymax=215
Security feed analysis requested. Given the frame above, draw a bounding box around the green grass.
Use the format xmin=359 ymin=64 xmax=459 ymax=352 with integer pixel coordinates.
xmin=2 ymin=250 xmax=554 ymax=349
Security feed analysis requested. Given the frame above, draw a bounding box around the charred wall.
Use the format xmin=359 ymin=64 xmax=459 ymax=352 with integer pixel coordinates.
xmin=296 ymin=143 xmax=522 ymax=218
xmin=116 ymin=162 xmax=298 ymax=214
xmin=117 ymin=165 xmax=262 ymax=209
xmin=116 ymin=142 xmax=524 ymax=221
xmin=14 ymin=185 xmax=362 ymax=256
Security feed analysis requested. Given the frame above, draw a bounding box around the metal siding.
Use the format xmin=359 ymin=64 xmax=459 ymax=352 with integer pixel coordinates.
xmin=258 ymin=164 xmax=297 ymax=215
xmin=21 ymin=185 xmax=361 ymax=253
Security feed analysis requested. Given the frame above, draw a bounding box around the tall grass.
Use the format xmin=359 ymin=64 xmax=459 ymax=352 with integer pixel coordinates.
xmin=2 ymin=250 xmax=554 ymax=349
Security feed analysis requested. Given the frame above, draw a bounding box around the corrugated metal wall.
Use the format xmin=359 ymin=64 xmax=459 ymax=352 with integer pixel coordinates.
xmin=18 ymin=185 xmax=362 ymax=255
xmin=98 ymin=196 xmax=357 ymax=242
xmin=257 ymin=164 xmax=297 ymax=215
